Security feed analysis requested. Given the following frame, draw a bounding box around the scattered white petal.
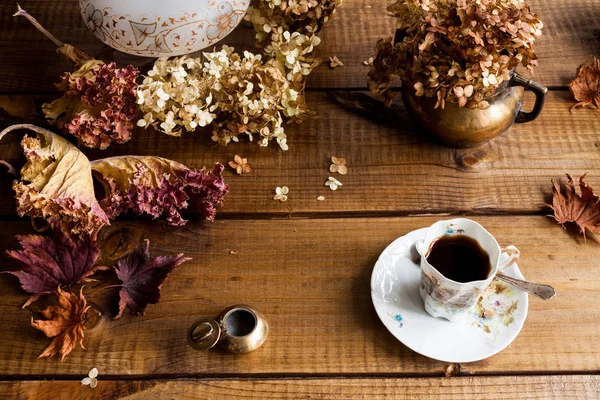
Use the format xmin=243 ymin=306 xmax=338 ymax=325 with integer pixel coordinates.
xmin=317 ymin=196 xmax=325 ymax=201
xmin=325 ymin=177 xmax=343 ymax=191
xmin=273 ymin=186 xmax=289 ymax=202
xmin=81 ymin=368 xmax=98 ymax=388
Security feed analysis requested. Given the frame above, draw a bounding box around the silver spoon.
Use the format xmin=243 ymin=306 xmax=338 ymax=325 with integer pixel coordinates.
xmin=495 ymin=274 xmax=556 ymax=300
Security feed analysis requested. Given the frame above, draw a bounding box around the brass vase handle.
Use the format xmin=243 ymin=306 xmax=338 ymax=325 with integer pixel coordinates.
xmin=511 ymin=72 xmax=548 ymax=124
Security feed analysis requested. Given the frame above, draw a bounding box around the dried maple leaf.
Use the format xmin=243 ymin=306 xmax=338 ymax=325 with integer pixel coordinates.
xmin=569 ymin=57 xmax=600 ymax=111
xmin=548 ymin=174 xmax=600 ymax=240
xmin=5 ymin=230 xmax=104 ymax=308
xmin=31 ymin=287 xmax=90 ymax=361
xmin=0 ymin=124 xmax=109 ymax=238
xmin=228 ymin=155 xmax=253 ymax=175
xmin=113 ymin=239 xmax=191 ymax=318
xmin=91 ymin=156 xmax=229 ymax=226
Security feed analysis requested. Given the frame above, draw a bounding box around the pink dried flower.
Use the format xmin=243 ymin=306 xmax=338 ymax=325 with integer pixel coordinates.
xmin=91 ymin=156 xmax=229 ymax=226
xmin=43 ymin=61 xmax=139 ymax=150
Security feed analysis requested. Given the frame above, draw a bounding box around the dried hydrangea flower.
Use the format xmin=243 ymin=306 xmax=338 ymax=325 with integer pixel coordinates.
xmin=273 ymin=186 xmax=289 ymax=202
xmin=329 ymin=156 xmax=347 ymax=175
xmin=325 ymin=177 xmax=343 ymax=190
xmin=368 ymin=0 xmax=543 ymax=109
xmin=14 ymin=6 xmax=139 ymax=149
xmin=329 ymin=56 xmax=344 ymax=68
xmin=137 ymin=47 xmax=309 ymax=150
xmin=228 ymin=155 xmax=253 ymax=175
xmin=44 ymin=61 xmax=139 ymax=149
xmin=245 ymin=0 xmax=342 ymax=86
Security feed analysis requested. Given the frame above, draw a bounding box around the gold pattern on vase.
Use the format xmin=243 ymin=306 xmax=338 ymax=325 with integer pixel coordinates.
xmin=79 ymin=0 xmax=249 ymax=57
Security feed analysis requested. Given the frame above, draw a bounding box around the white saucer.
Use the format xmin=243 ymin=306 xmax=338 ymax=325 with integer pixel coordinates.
xmin=371 ymin=228 xmax=528 ymax=363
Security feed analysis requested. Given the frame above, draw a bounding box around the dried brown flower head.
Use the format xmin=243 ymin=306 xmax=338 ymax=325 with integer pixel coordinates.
xmin=229 ymin=155 xmax=253 ymax=175
xmin=569 ymin=57 xmax=600 ymax=111
xmin=329 ymin=56 xmax=344 ymax=68
xmin=368 ymin=0 xmax=543 ymax=109
xmin=329 ymin=156 xmax=347 ymax=174
xmin=246 ymin=0 xmax=342 ymax=87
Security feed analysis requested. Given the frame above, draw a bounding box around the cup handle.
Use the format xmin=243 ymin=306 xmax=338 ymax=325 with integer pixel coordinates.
xmin=498 ymin=245 xmax=520 ymax=271
xmin=511 ymin=72 xmax=548 ymax=124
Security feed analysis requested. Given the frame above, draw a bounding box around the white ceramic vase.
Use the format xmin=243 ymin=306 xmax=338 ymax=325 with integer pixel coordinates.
xmin=79 ymin=0 xmax=250 ymax=57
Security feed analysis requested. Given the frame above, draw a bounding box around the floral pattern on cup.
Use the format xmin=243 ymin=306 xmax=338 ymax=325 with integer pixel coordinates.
xmin=419 ymin=271 xmax=483 ymax=316
xmin=470 ymin=279 xmax=519 ymax=340
xmin=79 ymin=0 xmax=249 ymax=57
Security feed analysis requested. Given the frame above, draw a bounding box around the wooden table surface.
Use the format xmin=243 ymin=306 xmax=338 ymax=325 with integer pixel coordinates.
xmin=1 ymin=1 xmax=600 ymax=399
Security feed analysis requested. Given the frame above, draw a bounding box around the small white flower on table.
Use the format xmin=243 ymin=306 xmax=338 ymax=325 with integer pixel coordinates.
xmin=273 ymin=186 xmax=289 ymax=202
xmin=81 ymin=368 xmax=98 ymax=388
xmin=325 ymin=177 xmax=343 ymax=191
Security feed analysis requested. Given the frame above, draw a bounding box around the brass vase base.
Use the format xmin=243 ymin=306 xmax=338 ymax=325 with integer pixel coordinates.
xmin=402 ymin=72 xmax=548 ymax=148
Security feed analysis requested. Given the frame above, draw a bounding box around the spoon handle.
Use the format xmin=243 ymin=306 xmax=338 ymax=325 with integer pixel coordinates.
xmin=495 ymin=274 xmax=556 ymax=300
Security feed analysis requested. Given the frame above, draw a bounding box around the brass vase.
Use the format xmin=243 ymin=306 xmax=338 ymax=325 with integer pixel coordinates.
xmin=402 ymin=72 xmax=548 ymax=148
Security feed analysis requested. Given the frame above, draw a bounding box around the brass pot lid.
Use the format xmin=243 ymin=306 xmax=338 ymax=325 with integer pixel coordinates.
xmin=187 ymin=317 xmax=221 ymax=350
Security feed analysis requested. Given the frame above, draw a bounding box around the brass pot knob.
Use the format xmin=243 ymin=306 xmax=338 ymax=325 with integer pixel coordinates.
xmin=187 ymin=304 xmax=268 ymax=354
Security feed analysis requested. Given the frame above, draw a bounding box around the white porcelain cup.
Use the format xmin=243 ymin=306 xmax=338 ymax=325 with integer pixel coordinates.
xmin=79 ymin=0 xmax=250 ymax=57
xmin=415 ymin=218 xmax=520 ymax=322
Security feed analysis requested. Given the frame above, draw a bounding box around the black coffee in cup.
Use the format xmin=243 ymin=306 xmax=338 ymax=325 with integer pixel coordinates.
xmin=426 ymin=235 xmax=492 ymax=283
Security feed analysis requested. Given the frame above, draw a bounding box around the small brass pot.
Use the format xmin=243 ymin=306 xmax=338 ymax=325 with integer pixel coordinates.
xmin=402 ymin=72 xmax=548 ymax=148
xmin=187 ymin=304 xmax=268 ymax=354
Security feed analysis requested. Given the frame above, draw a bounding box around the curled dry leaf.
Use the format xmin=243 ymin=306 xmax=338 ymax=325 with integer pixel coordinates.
xmin=4 ymin=230 xmax=104 ymax=308
xmin=228 ymin=155 xmax=253 ymax=175
xmin=548 ymin=174 xmax=600 ymax=240
xmin=91 ymin=156 xmax=229 ymax=226
xmin=113 ymin=239 xmax=191 ymax=318
xmin=568 ymin=57 xmax=600 ymax=111
xmin=31 ymin=287 xmax=90 ymax=361
xmin=0 ymin=124 xmax=109 ymax=238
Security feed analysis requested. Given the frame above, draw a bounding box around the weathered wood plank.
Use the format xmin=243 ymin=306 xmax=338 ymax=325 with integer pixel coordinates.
xmin=1 ymin=375 xmax=599 ymax=400
xmin=0 ymin=0 xmax=596 ymax=92
xmin=0 ymin=216 xmax=598 ymax=376
xmin=1 ymin=91 xmax=599 ymax=217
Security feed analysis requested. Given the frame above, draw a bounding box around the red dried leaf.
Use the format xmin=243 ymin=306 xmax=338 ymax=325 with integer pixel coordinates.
xmin=5 ymin=230 xmax=104 ymax=307
xmin=31 ymin=287 xmax=90 ymax=361
xmin=113 ymin=239 xmax=190 ymax=318
xmin=569 ymin=57 xmax=600 ymax=110
xmin=548 ymin=174 xmax=600 ymax=240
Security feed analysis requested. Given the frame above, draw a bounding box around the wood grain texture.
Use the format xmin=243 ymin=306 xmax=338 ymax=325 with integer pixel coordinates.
xmin=0 ymin=0 xmax=597 ymax=92
xmin=1 ymin=375 xmax=599 ymax=400
xmin=1 ymin=91 xmax=599 ymax=217
xmin=0 ymin=216 xmax=599 ymax=376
